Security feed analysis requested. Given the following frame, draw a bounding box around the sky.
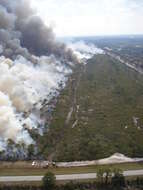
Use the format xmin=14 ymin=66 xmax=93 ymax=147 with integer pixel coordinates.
xmin=31 ymin=0 xmax=143 ymax=37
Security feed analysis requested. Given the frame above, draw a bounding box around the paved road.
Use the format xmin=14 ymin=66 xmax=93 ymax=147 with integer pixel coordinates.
xmin=0 ymin=170 xmax=143 ymax=182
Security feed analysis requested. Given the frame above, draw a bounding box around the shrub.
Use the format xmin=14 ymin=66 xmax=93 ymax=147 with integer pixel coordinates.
xmin=42 ymin=172 xmax=56 ymax=190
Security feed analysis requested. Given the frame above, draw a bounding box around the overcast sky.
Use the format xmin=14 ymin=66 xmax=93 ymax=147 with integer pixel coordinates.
xmin=31 ymin=0 xmax=143 ymax=37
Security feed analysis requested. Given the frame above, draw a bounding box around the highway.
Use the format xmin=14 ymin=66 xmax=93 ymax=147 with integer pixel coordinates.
xmin=0 ymin=170 xmax=143 ymax=182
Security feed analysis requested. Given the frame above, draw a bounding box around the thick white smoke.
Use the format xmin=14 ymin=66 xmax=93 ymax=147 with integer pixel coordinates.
xmin=0 ymin=39 xmax=104 ymax=152
xmin=0 ymin=90 xmax=33 ymax=151
xmin=68 ymin=41 xmax=104 ymax=60
xmin=0 ymin=0 xmax=78 ymax=158
xmin=0 ymin=55 xmax=72 ymax=151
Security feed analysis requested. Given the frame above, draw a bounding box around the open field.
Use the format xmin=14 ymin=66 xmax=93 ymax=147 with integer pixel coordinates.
xmin=0 ymin=162 xmax=143 ymax=176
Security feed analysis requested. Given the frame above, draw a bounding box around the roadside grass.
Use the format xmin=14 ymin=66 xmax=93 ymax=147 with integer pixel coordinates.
xmin=1 ymin=176 xmax=143 ymax=186
xmin=0 ymin=179 xmax=96 ymax=186
xmin=0 ymin=181 xmax=42 ymax=186
xmin=0 ymin=162 xmax=143 ymax=176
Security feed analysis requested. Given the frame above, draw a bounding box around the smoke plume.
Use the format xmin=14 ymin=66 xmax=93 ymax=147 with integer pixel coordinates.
xmin=0 ymin=0 xmax=78 ymax=63
xmin=0 ymin=0 xmax=104 ymax=159
xmin=68 ymin=41 xmax=104 ymax=60
xmin=0 ymin=55 xmax=72 ymax=152
xmin=0 ymin=0 xmax=78 ymax=157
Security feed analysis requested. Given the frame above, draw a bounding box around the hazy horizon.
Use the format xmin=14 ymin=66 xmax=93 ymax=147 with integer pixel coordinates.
xmin=58 ymin=34 xmax=143 ymax=38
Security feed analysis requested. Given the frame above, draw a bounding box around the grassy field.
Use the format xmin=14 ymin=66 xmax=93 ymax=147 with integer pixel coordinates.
xmin=0 ymin=162 xmax=143 ymax=176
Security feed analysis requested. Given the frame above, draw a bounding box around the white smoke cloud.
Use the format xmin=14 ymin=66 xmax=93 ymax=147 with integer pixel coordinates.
xmin=0 ymin=91 xmax=33 ymax=151
xmin=68 ymin=41 xmax=104 ymax=60
xmin=0 ymin=39 xmax=103 ymax=155
xmin=0 ymin=0 xmax=78 ymax=157
xmin=0 ymin=55 xmax=72 ymax=151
